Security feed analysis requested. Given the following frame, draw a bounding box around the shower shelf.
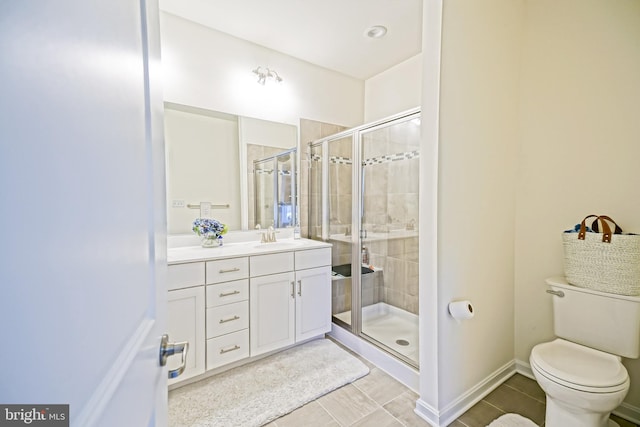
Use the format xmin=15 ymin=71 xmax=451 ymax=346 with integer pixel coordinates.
xmin=328 ymin=230 xmax=418 ymax=244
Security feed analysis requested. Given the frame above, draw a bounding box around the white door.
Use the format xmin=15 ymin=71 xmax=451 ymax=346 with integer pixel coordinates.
xmin=295 ymin=266 xmax=332 ymax=341
xmin=249 ymin=272 xmax=296 ymax=356
xmin=0 ymin=1 xmax=170 ymax=426
xmin=167 ymin=287 xmax=206 ymax=385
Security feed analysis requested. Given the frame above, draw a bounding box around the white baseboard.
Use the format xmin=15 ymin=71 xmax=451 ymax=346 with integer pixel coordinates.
xmin=414 ymin=360 xmax=516 ymax=426
xmin=514 ymin=357 xmax=534 ymax=380
xmin=613 ymin=402 xmax=640 ymax=425
xmin=414 ymin=399 xmax=440 ymax=427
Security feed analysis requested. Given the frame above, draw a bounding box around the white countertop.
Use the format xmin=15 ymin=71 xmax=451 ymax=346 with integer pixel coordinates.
xmin=167 ymin=238 xmax=332 ymax=265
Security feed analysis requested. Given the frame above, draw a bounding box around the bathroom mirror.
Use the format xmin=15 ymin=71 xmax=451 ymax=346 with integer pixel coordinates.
xmin=252 ymin=148 xmax=297 ymax=229
xmin=164 ymin=102 xmax=298 ymax=234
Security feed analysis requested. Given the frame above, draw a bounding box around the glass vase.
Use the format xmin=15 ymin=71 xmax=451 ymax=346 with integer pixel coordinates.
xmin=201 ymin=235 xmax=222 ymax=248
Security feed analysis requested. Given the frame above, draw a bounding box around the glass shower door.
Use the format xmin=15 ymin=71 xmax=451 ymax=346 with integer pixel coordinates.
xmin=276 ymin=152 xmax=295 ymax=228
xmin=358 ymin=113 xmax=420 ymax=366
xmin=309 ymin=135 xmax=356 ymax=329
xmin=253 ymin=149 xmax=297 ymax=229
xmin=254 ymin=159 xmax=274 ymax=228
xmin=308 ymin=109 xmax=420 ymax=368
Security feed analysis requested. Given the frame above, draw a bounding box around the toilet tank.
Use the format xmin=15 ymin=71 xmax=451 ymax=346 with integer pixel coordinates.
xmin=547 ymin=276 xmax=640 ymax=358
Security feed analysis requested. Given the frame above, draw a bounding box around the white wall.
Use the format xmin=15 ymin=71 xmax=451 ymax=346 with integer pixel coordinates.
xmin=164 ymin=107 xmax=241 ymax=233
xmin=239 ymin=116 xmax=297 ymax=149
xmin=364 ymin=54 xmax=422 ymax=122
xmin=417 ymin=1 xmax=524 ymax=423
xmin=437 ymin=0 xmax=523 ymax=408
xmin=514 ymin=0 xmax=640 ymax=415
xmin=159 ymin=12 xmax=364 ymax=128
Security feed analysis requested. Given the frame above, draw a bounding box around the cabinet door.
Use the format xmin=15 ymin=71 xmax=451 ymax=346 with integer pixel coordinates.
xmin=167 ymin=287 xmax=206 ymax=385
xmin=295 ymin=266 xmax=332 ymax=342
xmin=250 ymin=272 xmax=295 ymax=356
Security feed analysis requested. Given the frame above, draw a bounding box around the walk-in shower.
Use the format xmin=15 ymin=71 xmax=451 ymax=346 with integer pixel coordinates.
xmin=253 ymin=148 xmax=297 ymax=228
xmin=308 ymin=109 xmax=420 ymax=367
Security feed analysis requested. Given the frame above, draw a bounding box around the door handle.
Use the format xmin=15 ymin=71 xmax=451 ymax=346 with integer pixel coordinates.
xmin=297 ymin=280 xmax=302 ymax=296
xmin=159 ymin=334 xmax=189 ymax=379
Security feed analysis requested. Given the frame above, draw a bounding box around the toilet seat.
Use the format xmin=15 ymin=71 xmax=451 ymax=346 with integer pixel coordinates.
xmin=531 ymin=339 xmax=628 ymax=394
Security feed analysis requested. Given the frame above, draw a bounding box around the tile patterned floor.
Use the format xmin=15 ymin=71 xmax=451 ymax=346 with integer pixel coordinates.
xmin=268 ymin=345 xmax=640 ymax=427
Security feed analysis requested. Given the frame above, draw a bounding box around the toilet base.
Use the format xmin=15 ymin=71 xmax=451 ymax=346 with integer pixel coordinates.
xmin=545 ymin=395 xmax=617 ymax=427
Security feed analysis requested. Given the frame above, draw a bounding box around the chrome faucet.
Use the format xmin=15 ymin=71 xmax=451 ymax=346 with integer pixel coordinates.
xmin=260 ymin=226 xmax=277 ymax=243
xmin=267 ymin=226 xmax=276 ymax=242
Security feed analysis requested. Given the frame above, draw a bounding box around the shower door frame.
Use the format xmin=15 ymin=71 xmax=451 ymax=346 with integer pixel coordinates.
xmin=308 ymin=107 xmax=421 ymax=368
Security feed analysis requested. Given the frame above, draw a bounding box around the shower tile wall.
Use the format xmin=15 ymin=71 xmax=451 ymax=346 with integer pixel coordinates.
xmin=299 ymin=118 xmax=347 ymax=240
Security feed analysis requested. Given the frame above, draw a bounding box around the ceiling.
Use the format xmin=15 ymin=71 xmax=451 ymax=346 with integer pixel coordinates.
xmin=158 ymin=0 xmax=423 ymax=80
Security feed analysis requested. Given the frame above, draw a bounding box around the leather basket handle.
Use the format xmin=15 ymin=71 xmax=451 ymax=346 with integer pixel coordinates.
xmin=578 ymin=214 xmax=613 ymax=243
xmin=591 ymin=215 xmax=623 ymax=235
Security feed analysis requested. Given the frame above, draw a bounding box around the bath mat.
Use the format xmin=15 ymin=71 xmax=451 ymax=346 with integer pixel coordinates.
xmin=486 ymin=413 xmax=538 ymax=427
xmin=168 ymin=338 xmax=370 ymax=426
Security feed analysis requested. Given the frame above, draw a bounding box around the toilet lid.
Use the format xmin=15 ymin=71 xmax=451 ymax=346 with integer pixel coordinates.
xmin=531 ymin=339 xmax=629 ymax=393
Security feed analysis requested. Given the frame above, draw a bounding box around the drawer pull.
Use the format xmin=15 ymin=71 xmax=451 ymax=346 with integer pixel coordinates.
xmin=219 ymin=267 xmax=240 ymax=274
xmin=219 ymin=290 xmax=241 ymax=297
xmin=220 ymin=345 xmax=240 ymax=354
xmin=219 ymin=315 xmax=240 ymax=324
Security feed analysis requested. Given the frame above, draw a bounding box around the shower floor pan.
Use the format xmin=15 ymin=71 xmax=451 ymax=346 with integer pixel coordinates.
xmin=334 ymin=302 xmax=418 ymax=365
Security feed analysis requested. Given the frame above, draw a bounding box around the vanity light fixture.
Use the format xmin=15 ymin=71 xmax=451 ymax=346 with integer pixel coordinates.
xmin=252 ymin=66 xmax=283 ymax=85
xmin=365 ymin=25 xmax=387 ymax=39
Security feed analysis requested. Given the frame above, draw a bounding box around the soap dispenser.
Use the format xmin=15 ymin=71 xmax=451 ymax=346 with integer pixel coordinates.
xmin=361 ymin=245 xmax=369 ymax=265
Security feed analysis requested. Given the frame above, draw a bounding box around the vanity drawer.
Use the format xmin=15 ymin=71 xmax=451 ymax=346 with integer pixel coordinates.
xmin=295 ymin=248 xmax=331 ymax=270
xmin=206 ymin=257 xmax=249 ymax=284
xmin=206 ymin=279 xmax=248 ymax=307
xmin=206 ymin=300 xmax=249 ymax=338
xmin=167 ymin=262 xmax=205 ymax=291
xmin=206 ymin=329 xmax=249 ymax=370
xmin=250 ymin=252 xmax=294 ymax=277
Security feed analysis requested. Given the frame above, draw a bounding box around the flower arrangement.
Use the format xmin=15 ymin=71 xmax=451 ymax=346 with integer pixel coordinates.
xmin=192 ymin=218 xmax=228 ymax=247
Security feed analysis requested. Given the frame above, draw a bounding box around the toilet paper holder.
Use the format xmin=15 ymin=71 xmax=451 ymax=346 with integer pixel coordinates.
xmin=448 ymin=300 xmax=475 ymax=321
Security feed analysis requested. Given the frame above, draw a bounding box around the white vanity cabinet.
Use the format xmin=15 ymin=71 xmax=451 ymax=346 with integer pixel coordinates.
xmin=205 ymin=257 xmax=250 ymax=370
xmin=250 ymin=248 xmax=331 ymax=357
xmin=167 ymin=262 xmax=206 ymax=386
xmin=167 ymin=238 xmax=332 ymax=385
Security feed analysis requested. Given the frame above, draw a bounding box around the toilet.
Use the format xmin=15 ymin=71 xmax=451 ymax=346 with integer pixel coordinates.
xmin=530 ymin=276 xmax=640 ymax=427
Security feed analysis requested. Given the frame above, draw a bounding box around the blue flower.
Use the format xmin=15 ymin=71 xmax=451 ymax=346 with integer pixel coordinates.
xmin=192 ymin=218 xmax=228 ymax=238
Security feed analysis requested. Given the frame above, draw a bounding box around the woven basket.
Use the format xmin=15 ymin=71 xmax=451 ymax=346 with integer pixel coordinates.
xmin=563 ymin=215 xmax=640 ymax=296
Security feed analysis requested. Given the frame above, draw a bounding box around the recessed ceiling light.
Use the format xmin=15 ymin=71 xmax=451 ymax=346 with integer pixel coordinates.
xmin=365 ymin=25 xmax=387 ymax=39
